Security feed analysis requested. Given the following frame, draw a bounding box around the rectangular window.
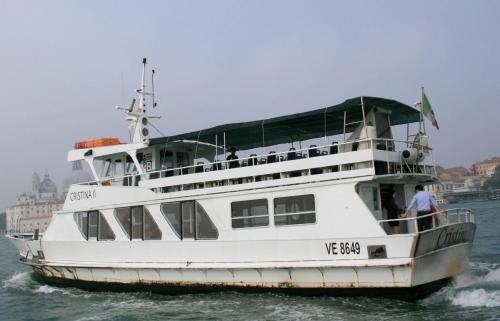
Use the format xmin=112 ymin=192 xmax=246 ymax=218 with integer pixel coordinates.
xmin=74 ymin=211 xmax=115 ymax=241
xmin=231 ymin=199 xmax=269 ymax=228
xmin=161 ymin=201 xmax=218 ymax=240
xmin=88 ymin=211 xmax=98 ymax=239
xmin=161 ymin=202 xmax=181 ymax=238
xmin=182 ymin=202 xmax=195 ymax=239
xmin=115 ymin=206 xmax=162 ymax=240
xmin=274 ymin=195 xmax=315 ymax=226
xmin=75 ymin=212 xmax=88 ymax=239
xmin=131 ymin=206 xmax=143 ymax=239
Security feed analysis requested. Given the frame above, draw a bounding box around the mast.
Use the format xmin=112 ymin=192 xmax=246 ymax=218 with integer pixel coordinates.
xmin=118 ymin=58 xmax=151 ymax=144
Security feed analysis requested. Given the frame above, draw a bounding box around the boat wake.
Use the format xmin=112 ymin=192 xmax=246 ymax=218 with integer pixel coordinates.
xmin=3 ymin=271 xmax=75 ymax=296
xmin=425 ymin=262 xmax=500 ymax=308
xmin=2 ymin=271 xmax=32 ymax=290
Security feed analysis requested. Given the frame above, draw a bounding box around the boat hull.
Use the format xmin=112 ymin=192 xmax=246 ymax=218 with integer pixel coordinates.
xmin=27 ymin=242 xmax=472 ymax=301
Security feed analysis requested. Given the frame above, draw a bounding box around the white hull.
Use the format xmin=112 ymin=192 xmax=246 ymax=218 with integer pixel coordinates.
xmin=27 ymin=242 xmax=472 ymax=300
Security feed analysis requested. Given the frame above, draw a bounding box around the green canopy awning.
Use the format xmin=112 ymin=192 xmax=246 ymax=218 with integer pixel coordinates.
xmin=150 ymin=96 xmax=419 ymax=150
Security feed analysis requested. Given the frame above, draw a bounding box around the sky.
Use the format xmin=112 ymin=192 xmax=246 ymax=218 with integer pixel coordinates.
xmin=0 ymin=0 xmax=499 ymax=210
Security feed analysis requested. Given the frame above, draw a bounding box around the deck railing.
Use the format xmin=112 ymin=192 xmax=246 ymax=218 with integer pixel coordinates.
xmin=76 ymin=138 xmax=436 ymax=187
xmin=378 ymin=208 xmax=474 ymax=235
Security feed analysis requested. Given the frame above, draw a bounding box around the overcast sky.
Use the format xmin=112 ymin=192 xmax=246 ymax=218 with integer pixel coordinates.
xmin=1 ymin=0 xmax=499 ymax=210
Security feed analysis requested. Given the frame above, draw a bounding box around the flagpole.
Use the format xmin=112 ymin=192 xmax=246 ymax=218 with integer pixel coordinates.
xmin=421 ymin=86 xmax=427 ymax=134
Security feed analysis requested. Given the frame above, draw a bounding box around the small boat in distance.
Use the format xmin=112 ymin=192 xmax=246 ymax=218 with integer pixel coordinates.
xmin=7 ymin=59 xmax=475 ymax=300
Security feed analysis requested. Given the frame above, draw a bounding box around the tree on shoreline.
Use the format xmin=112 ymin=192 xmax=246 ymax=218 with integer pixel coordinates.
xmin=484 ymin=165 xmax=500 ymax=189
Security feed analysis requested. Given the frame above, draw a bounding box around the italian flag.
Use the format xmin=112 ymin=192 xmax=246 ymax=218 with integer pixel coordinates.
xmin=422 ymin=92 xmax=439 ymax=130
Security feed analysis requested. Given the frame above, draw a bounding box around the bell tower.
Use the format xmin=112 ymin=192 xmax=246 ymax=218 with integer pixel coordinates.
xmin=32 ymin=172 xmax=40 ymax=200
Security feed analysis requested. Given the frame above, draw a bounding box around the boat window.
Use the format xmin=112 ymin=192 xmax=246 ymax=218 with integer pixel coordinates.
xmin=160 ymin=201 xmax=218 ymax=240
xmin=115 ymin=207 xmax=132 ymax=238
xmin=274 ymin=195 xmax=315 ymax=226
xmin=231 ymin=199 xmax=269 ymax=229
xmin=144 ymin=208 xmax=162 ymax=240
xmin=131 ymin=206 xmax=143 ymax=239
xmin=182 ymin=202 xmax=195 ymax=239
xmin=88 ymin=210 xmax=98 ymax=238
xmin=74 ymin=211 xmax=114 ymax=241
xmin=98 ymin=212 xmax=115 ymax=240
xmin=114 ymin=159 xmax=124 ymax=177
xmin=125 ymin=156 xmax=136 ymax=174
xmin=74 ymin=212 xmax=89 ymax=239
xmin=103 ymin=159 xmax=112 ymax=177
xmin=114 ymin=206 xmax=162 ymax=240
xmin=160 ymin=149 xmax=174 ymax=169
xmin=177 ymin=152 xmax=189 ymax=168
xmin=160 ymin=202 xmax=182 ymax=238
xmin=195 ymin=203 xmax=218 ymax=239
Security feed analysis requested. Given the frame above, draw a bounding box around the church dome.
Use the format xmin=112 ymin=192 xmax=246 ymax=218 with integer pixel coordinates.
xmin=40 ymin=172 xmax=58 ymax=194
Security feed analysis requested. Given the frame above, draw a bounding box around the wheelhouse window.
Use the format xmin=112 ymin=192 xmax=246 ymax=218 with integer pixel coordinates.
xmin=274 ymin=195 xmax=316 ymax=226
xmin=160 ymin=201 xmax=218 ymax=240
xmin=115 ymin=206 xmax=162 ymax=240
xmin=231 ymin=199 xmax=269 ymax=228
xmin=74 ymin=211 xmax=115 ymax=240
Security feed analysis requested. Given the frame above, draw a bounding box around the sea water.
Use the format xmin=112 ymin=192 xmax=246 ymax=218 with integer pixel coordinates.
xmin=1 ymin=201 xmax=499 ymax=321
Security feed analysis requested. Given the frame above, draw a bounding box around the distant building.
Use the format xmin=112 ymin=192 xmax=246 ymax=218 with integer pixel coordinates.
xmin=0 ymin=212 xmax=6 ymax=233
xmin=5 ymin=162 xmax=91 ymax=233
xmin=427 ymin=166 xmax=481 ymax=199
xmin=5 ymin=171 xmax=63 ymax=233
xmin=471 ymin=157 xmax=500 ymax=177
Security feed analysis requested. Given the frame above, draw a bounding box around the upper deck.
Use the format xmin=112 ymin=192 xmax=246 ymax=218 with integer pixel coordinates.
xmin=67 ymin=95 xmax=437 ymax=195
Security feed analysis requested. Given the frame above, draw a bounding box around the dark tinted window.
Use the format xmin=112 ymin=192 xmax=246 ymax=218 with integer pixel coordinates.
xmin=75 ymin=212 xmax=88 ymax=239
xmin=161 ymin=202 xmax=181 ymax=238
xmin=182 ymin=202 xmax=195 ymax=239
xmin=231 ymin=199 xmax=269 ymax=228
xmin=195 ymin=203 xmax=218 ymax=239
xmin=161 ymin=201 xmax=218 ymax=240
xmin=74 ymin=211 xmax=114 ymax=241
xmin=115 ymin=207 xmax=131 ymax=238
xmin=144 ymin=208 xmax=162 ymax=240
xmin=131 ymin=206 xmax=143 ymax=239
xmin=98 ymin=212 xmax=115 ymax=240
xmin=115 ymin=206 xmax=161 ymax=240
xmin=274 ymin=195 xmax=315 ymax=226
xmin=88 ymin=211 xmax=98 ymax=238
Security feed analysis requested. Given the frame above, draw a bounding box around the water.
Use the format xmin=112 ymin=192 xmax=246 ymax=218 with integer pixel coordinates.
xmin=1 ymin=201 xmax=499 ymax=321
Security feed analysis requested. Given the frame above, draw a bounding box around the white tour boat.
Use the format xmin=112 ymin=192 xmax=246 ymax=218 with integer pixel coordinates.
xmin=8 ymin=59 xmax=475 ymax=300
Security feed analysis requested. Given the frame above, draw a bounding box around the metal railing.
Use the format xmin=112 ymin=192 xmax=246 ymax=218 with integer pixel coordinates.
xmin=76 ymin=138 xmax=436 ymax=187
xmin=378 ymin=208 xmax=474 ymax=234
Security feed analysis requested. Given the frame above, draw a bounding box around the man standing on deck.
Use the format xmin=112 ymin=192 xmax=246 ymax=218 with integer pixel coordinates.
xmin=403 ymin=184 xmax=438 ymax=232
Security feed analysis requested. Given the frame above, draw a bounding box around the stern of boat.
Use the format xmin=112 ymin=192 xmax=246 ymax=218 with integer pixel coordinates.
xmin=401 ymin=209 xmax=476 ymax=288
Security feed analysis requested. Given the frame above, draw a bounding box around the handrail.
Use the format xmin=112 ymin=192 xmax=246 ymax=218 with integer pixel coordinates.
xmin=75 ymin=137 xmax=436 ymax=187
xmin=378 ymin=208 xmax=474 ymax=234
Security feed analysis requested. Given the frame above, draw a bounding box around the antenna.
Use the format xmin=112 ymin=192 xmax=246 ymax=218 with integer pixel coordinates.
xmin=152 ymin=69 xmax=157 ymax=108
xmin=129 ymin=98 xmax=136 ymax=112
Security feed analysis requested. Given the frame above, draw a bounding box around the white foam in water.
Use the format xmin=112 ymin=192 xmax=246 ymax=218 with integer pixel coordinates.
xmin=485 ymin=267 xmax=500 ymax=283
xmin=452 ymin=289 xmax=500 ymax=308
xmin=2 ymin=271 xmax=31 ymax=289
xmin=34 ymin=285 xmax=60 ymax=294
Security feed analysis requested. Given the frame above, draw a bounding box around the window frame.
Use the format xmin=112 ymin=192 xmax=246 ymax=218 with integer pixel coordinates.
xmin=74 ymin=211 xmax=115 ymax=241
xmin=114 ymin=206 xmax=162 ymax=241
xmin=160 ymin=201 xmax=218 ymax=240
xmin=273 ymin=194 xmax=316 ymax=227
xmin=230 ymin=198 xmax=270 ymax=229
